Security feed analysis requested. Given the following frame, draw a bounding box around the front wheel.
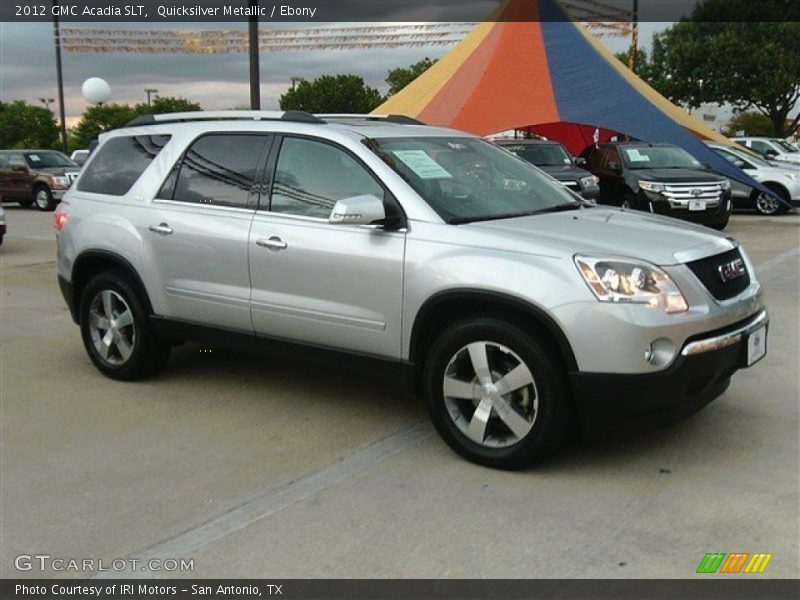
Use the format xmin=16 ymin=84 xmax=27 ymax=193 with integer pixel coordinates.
xmin=708 ymin=214 xmax=730 ymax=231
xmin=33 ymin=185 xmax=56 ymax=211
xmin=79 ymin=271 xmax=170 ymax=380
xmin=423 ymin=318 xmax=572 ymax=469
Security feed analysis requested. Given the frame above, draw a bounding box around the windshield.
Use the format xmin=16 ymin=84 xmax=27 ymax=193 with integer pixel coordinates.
xmin=715 ymin=146 xmax=770 ymax=167
xmin=24 ymin=152 xmax=76 ymax=168
xmin=368 ymin=137 xmax=582 ymax=223
xmin=774 ymin=139 xmax=799 ymax=153
xmin=621 ymin=146 xmax=703 ymax=170
xmin=500 ymin=143 xmax=572 ymax=167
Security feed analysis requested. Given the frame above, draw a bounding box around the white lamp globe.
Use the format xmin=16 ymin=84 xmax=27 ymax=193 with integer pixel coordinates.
xmin=81 ymin=77 xmax=111 ymax=105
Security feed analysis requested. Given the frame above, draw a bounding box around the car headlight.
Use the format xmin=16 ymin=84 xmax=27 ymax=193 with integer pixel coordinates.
xmin=574 ymin=256 xmax=689 ymax=314
xmin=580 ymin=175 xmax=599 ymax=188
xmin=639 ymin=181 xmax=665 ymax=193
xmin=51 ymin=176 xmax=70 ymax=187
xmin=719 ymin=179 xmax=731 ymax=190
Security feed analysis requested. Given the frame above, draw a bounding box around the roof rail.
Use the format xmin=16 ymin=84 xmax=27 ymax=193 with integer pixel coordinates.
xmin=316 ymin=114 xmax=427 ymax=125
xmin=124 ymin=110 xmax=324 ymax=128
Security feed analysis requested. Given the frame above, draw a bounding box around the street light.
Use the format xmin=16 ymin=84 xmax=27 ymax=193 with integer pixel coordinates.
xmin=144 ymin=88 xmax=158 ymax=106
xmin=39 ymin=97 xmax=55 ymax=111
xmin=290 ymin=77 xmax=305 ymax=91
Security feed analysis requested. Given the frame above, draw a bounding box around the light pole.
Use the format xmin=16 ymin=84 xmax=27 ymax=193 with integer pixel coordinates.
xmin=248 ymin=0 xmax=261 ymax=109
xmin=52 ymin=0 xmax=68 ymax=153
xmin=39 ymin=97 xmax=55 ymax=112
xmin=144 ymin=88 xmax=158 ymax=106
xmin=290 ymin=76 xmax=304 ymax=91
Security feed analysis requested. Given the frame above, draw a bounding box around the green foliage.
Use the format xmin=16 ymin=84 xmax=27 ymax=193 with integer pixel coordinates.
xmin=613 ymin=48 xmax=656 ymax=82
xmin=0 ymin=101 xmax=60 ymax=149
xmin=386 ymin=58 xmax=437 ymax=96
xmin=279 ymin=74 xmax=383 ymax=113
xmin=70 ymin=96 xmax=201 ymax=149
xmin=648 ymin=0 xmax=800 ymax=136
xmin=726 ymin=111 xmax=775 ymax=137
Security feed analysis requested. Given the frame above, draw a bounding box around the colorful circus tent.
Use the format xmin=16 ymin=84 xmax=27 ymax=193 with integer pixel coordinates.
xmin=375 ymin=0 xmax=772 ymax=196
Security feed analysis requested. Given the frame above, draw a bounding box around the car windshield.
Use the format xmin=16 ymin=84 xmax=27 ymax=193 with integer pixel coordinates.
xmin=24 ymin=152 xmax=76 ymax=168
xmin=500 ymin=143 xmax=572 ymax=167
xmin=715 ymin=146 xmax=771 ymax=167
xmin=621 ymin=146 xmax=703 ymax=170
xmin=368 ymin=137 xmax=583 ymax=224
xmin=774 ymin=139 xmax=799 ymax=153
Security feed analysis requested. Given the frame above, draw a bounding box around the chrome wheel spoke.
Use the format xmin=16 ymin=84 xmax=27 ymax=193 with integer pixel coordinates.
xmin=495 ymin=363 xmax=534 ymax=396
xmin=465 ymin=398 xmax=492 ymax=444
xmin=115 ymin=309 xmax=133 ymax=328
xmin=492 ymin=395 xmax=534 ymax=439
xmin=100 ymin=331 xmax=114 ymax=359
xmin=444 ymin=376 xmax=475 ymax=400
xmin=89 ymin=310 xmax=110 ymax=331
xmin=101 ymin=290 xmax=115 ymax=318
xmin=467 ymin=342 xmax=493 ymax=386
xmin=88 ymin=289 xmax=136 ymax=366
xmin=115 ymin=335 xmax=133 ymax=361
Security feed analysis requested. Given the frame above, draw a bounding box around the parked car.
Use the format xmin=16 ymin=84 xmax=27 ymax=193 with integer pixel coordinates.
xmin=56 ymin=111 xmax=768 ymax=468
xmin=0 ymin=205 xmax=5 ymax=247
xmin=580 ymin=142 xmax=733 ymax=230
xmin=0 ymin=150 xmax=80 ymax=211
xmin=70 ymin=149 xmax=90 ymax=167
xmin=732 ymin=137 xmax=800 ymax=166
xmin=495 ymin=139 xmax=599 ymax=201
xmin=707 ymin=142 xmax=799 ymax=215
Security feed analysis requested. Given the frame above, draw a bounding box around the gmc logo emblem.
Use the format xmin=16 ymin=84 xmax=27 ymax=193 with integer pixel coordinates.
xmin=718 ymin=258 xmax=746 ymax=283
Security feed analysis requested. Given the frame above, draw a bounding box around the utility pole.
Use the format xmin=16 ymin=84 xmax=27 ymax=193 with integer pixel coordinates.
xmin=144 ymin=88 xmax=158 ymax=106
xmin=53 ymin=0 xmax=68 ymax=153
xmin=628 ymin=0 xmax=639 ymax=73
xmin=290 ymin=76 xmax=304 ymax=91
xmin=248 ymin=0 xmax=261 ymax=109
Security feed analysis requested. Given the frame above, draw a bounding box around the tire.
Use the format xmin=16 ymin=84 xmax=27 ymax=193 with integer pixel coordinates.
xmin=708 ymin=214 xmax=730 ymax=231
xmin=17 ymin=197 xmax=34 ymax=208
xmin=619 ymin=191 xmax=637 ymax=210
xmin=33 ymin=185 xmax=56 ymax=211
xmin=423 ymin=317 xmax=572 ymax=469
xmin=79 ymin=270 xmax=170 ymax=380
xmin=0 ymin=234 xmax=3 ymax=247
xmin=758 ymin=185 xmax=791 ymax=215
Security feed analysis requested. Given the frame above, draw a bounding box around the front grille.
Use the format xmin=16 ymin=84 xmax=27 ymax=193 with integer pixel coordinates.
xmin=661 ymin=182 xmax=723 ymax=209
xmin=686 ymin=248 xmax=751 ymax=301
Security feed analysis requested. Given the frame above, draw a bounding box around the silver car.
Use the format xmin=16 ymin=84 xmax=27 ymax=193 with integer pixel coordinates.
xmin=707 ymin=142 xmax=800 ymax=215
xmin=55 ymin=112 xmax=768 ymax=468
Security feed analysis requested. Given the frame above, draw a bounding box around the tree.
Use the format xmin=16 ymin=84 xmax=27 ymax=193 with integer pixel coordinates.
xmin=613 ymin=48 xmax=655 ymax=82
xmin=0 ymin=101 xmax=60 ymax=149
xmin=135 ymin=96 xmax=201 ymax=115
xmin=648 ymin=0 xmax=800 ymax=137
xmin=386 ymin=58 xmax=437 ymax=96
xmin=279 ymin=75 xmax=383 ymax=113
xmin=726 ymin=111 xmax=775 ymax=137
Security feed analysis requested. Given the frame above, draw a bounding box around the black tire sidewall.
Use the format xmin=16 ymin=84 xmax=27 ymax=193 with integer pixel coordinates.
xmin=423 ymin=318 xmax=570 ymax=468
xmin=33 ymin=185 xmax=55 ymax=211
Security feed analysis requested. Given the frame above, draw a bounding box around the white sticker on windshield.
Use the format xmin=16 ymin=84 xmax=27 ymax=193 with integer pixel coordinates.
xmin=392 ymin=150 xmax=452 ymax=179
xmin=625 ymin=149 xmax=650 ymax=162
xmin=28 ymin=154 xmax=40 ymax=162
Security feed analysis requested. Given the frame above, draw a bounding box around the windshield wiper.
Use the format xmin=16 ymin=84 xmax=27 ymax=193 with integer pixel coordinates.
xmin=529 ymin=202 xmax=585 ymax=214
xmin=450 ymin=203 xmax=584 ymax=224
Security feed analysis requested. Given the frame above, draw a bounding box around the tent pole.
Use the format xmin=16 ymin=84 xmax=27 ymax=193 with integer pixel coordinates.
xmin=248 ymin=0 xmax=261 ymax=110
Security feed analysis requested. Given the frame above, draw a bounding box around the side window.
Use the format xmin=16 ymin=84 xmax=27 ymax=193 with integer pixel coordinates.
xmin=9 ymin=153 xmax=25 ymax=168
xmin=172 ymin=134 xmax=268 ymax=209
xmin=603 ymin=147 xmax=621 ymax=168
xmin=750 ymin=140 xmax=771 ymax=154
xmin=0 ymin=154 xmax=8 ymax=168
xmin=77 ymin=135 xmax=170 ymax=196
xmin=587 ymin=149 xmax=605 ymax=170
xmin=270 ymin=137 xmax=384 ymax=219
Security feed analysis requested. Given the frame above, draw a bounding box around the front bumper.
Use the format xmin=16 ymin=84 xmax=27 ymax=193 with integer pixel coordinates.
xmin=642 ymin=190 xmax=732 ymax=225
xmin=51 ymin=189 xmax=67 ymax=200
xmin=571 ymin=309 xmax=768 ymax=438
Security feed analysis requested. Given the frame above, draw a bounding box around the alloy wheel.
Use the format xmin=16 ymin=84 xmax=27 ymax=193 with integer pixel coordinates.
xmin=87 ymin=290 xmax=136 ymax=366
xmin=442 ymin=341 xmax=538 ymax=448
xmin=35 ymin=189 xmax=50 ymax=210
xmin=755 ymin=193 xmax=780 ymax=216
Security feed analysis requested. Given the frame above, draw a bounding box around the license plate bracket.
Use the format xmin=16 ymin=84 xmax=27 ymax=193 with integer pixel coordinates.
xmin=689 ymin=199 xmax=706 ymax=211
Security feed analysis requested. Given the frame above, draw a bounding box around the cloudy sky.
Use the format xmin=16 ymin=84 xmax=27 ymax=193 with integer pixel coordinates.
xmin=0 ymin=20 xmax=668 ymax=127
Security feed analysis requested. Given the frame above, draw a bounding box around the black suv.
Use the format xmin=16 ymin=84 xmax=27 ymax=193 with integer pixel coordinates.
xmin=581 ymin=142 xmax=732 ymax=230
xmin=496 ymin=139 xmax=599 ymax=201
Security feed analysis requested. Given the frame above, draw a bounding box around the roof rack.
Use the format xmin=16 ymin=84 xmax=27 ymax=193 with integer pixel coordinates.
xmin=124 ymin=110 xmax=324 ymax=128
xmin=316 ymin=114 xmax=427 ymax=125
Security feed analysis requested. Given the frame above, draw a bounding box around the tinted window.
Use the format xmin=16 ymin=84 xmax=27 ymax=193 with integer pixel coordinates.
xmin=9 ymin=153 xmax=25 ymax=167
xmin=502 ymin=143 xmax=571 ymax=167
xmin=0 ymin=154 xmax=7 ymax=168
xmin=172 ymin=134 xmax=268 ymax=208
xmin=24 ymin=152 xmax=75 ymax=168
xmin=77 ymin=135 xmax=170 ymax=196
xmin=750 ymin=140 xmax=772 ymax=155
xmin=271 ymin=137 xmax=383 ymax=218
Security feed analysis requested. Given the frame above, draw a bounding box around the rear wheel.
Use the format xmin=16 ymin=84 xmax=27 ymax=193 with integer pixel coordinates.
xmin=33 ymin=185 xmax=56 ymax=211
xmin=423 ymin=318 xmax=572 ymax=469
xmin=756 ymin=185 xmax=790 ymax=215
xmin=79 ymin=271 xmax=170 ymax=380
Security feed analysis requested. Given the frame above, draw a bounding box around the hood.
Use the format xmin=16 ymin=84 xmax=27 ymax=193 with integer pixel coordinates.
xmin=464 ymin=207 xmax=733 ymax=266
xmin=630 ymin=168 xmax=726 ymax=183
xmin=538 ymin=165 xmax=592 ymax=181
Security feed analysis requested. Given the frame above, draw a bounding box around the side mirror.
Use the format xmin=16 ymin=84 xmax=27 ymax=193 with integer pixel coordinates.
xmin=764 ymin=149 xmax=778 ymax=158
xmin=328 ymin=194 xmax=386 ymax=226
xmin=733 ymin=160 xmax=747 ymax=169
xmin=574 ymin=157 xmax=587 ymax=167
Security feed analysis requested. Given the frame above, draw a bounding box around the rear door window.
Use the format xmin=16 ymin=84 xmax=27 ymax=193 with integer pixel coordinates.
xmin=77 ymin=135 xmax=170 ymax=196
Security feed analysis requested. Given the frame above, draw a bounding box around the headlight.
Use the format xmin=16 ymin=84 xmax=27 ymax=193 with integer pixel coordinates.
xmin=719 ymin=179 xmax=731 ymax=190
xmin=574 ymin=256 xmax=689 ymax=314
xmin=639 ymin=181 xmax=665 ymax=193
xmin=580 ymin=175 xmax=599 ymax=188
xmin=51 ymin=176 xmax=70 ymax=187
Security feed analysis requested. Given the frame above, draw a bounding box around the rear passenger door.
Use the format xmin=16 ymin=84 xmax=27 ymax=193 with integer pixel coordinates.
xmin=248 ymin=135 xmax=406 ymax=358
xmin=145 ymin=133 xmax=272 ymax=332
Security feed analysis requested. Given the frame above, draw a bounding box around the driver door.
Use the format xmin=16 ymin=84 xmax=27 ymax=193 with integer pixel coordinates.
xmin=248 ymin=135 xmax=406 ymax=359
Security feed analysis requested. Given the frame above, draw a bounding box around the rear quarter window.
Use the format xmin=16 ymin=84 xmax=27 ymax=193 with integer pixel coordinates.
xmin=77 ymin=135 xmax=171 ymax=196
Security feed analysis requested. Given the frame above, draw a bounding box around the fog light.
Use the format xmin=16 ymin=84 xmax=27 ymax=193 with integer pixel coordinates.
xmin=645 ymin=338 xmax=675 ymax=367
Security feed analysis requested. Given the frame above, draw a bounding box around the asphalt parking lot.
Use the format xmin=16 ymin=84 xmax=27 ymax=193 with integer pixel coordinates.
xmin=1 ymin=205 xmax=798 ymax=579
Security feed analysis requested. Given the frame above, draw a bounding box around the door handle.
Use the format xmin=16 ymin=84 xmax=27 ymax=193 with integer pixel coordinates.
xmin=148 ymin=223 xmax=173 ymax=235
xmin=256 ymin=236 xmax=288 ymax=251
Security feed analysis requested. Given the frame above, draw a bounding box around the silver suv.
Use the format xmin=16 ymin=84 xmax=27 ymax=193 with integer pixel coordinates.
xmin=56 ymin=111 xmax=768 ymax=468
